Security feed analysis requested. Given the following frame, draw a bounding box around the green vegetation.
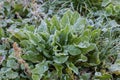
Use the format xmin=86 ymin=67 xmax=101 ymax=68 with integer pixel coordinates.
xmin=0 ymin=0 xmax=120 ymax=80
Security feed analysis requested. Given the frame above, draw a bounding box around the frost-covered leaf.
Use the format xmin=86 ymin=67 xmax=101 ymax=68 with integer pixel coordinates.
xmin=60 ymin=11 xmax=70 ymax=27
xmin=109 ymin=53 xmax=120 ymax=75
xmin=32 ymin=74 xmax=41 ymax=80
xmin=81 ymin=44 xmax=96 ymax=54
xmin=72 ymin=18 xmax=86 ymax=34
xmin=11 ymin=29 xmax=28 ymax=40
xmin=95 ymin=72 xmax=112 ymax=80
xmin=80 ymin=73 xmax=91 ymax=80
xmin=32 ymin=60 xmax=49 ymax=80
xmin=38 ymin=20 xmax=48 ymax=32
xmin=53 ymin=55 xmax=69 ymax=64
xmin=22 ymin=51 xmax=44 ymax=63
xmin=70 ymin=11 xmax=80 ymax=25
xmin=64 ymin=45 xmax=81 ymax=56
xmin=102 ymin=0 xmax=111 ymax=7
xmin=77 ymin=41 xmax=90 ymax=48
xmin=6 ymin=70 xmax=18 ymax=79
xmin=51 ymin=16 xmax=61 ymax=30
xmin=6 ymin=59 xmax=19 ymax=69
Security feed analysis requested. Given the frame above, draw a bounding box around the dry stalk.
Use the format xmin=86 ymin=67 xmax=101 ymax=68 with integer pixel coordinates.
xmin=13 ymin=42 xmax=31 ymax=76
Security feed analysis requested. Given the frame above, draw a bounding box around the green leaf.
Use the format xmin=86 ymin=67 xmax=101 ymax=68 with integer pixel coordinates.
xmin=109 ymin=53 xmax=120 ymax=75
xmin=64 ymin=45 xmax=81 ymax=56
xmin=51 ymin=16 xmax=61 ymax=30
xmin=12 ymin=30 xmax=28 ymax=40
xmin=105 ymin=4 xmax=113 ymax=15
xmin=114 ymin=5 xmax=120 ymax=13
xmin=32 ymin=60 xmax=49 ymax=80
xmin=6 ymin=59 xmax=19 ymax=69
xmin=20 ymin=40 xmax=30 ymax=48
xmin=60 ymin=11 xmax=71 ymax=27
xmin=51 ymin=30 xmax=60 ymax=46
xmin=87 ymin=52 xmax=101 ymax=65
xmin=54 ymin=63 xmax=63 ymax=76
xmin=81 ymin=43 xmax=96 ymax=54
xmin=102 ymin=0 xmax=111 ymax=7
xmin=22 ymin=51 xmax=44 ymax=63
xmin=109 ymin=20 xmax=119 ymax=27
xmin=61 ymin=74 xmax=71 ymax=80
xmin=65 ymin=10 xmax=73 ymax=19
xmin=26 ymin=32 xmax=40 ymax=45
xmin=4 ymin=1 xmax=11 ymax=13
xmin=76 ymin=41 xmax=90 ymax=48
xmin=71 ymin=35 xmax=89 ymax=44
xmin=32 ymin=61 xmax=49 ymax=74
xmin=36 ymin=44 xmax=45 ymax=52
xmin=95 ymin=72 xmax=112 ymax=80
xmin=25 ymin=24 xmax=35 ymax=32
xmin=0 ymin=28 xmax=5 ymax=38
xmin=80 ymin=73 xmax=91 ymax=80
xmin=13 ymin=4 xmax=23 ymax=12
xmin=91 ymin=29 xmax=101 ymax=42
xmin=53 ymin=55 xmax=69 ymax=64
xmin=76 ymin=54 xmax=88 ymax=62
xmin=59 ymin=25 xmax=70 ymax=45
xmin=72 ymin=18 xmax=86 ymax=34
xmin=43 ymin=50 xmax=52 ymax=59
xmin=40 ymin=32 xmax=50 ymax=41
xmin=38 ymin=20 xmax=48 ymax=32
xmin=32 ymin=74 xmax=41 ymax=80
xmin=109 ymin=64 xmax=120 ymax=75
xmin=52 ymin=25 xmax=70 ymax=46
xmin=70 ymin=11 xmax=80 ymax=25
xmin=66 ymin=62 xmax=78 ymax=75
xmin=6 ymin=70 xmax=18 ymax=79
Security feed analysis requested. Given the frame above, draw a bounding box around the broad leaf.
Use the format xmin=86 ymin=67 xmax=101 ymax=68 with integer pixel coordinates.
xmin=64 ymin=45 xmax=81 ymax=56
xmin=72 ymin=18 xmax=86 ymax=34
xmin=102 ymin=0 xmax=111 ymax=7
xmin=32 ymin=60 xmax=49 ymax=80
xmin=54 ymin=63 xmax=63 ymax=76
xmin=70 ymin=11 xmax=80 ymax=25
xmin=60 ymin=11 xmax=70 ymax=28
xmin=51 ymin=16 xmax=61 ymax=30
xmin=76 ymin=54 xmax=88 ymax=62
xmin=53 ymin=55 xmax=69 ymax=64
xmin=76 ymin=41 xmax=90 ymax=48
xmin=66 ymin=62 xmax=79 ymax=75
xmin=22 ymin=51 xmax=44 ymax=63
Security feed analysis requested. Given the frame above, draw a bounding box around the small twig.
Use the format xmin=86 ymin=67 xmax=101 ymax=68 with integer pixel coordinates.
xmin=0 ymin=55 xmax=5 ymax=65
xmin=15 ymin=12 xmax=22 ymax=19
